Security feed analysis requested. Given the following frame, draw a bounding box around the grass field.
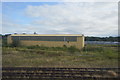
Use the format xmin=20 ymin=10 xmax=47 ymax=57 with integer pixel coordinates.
xmin=2 ymin=44 xmax=119 ymax=68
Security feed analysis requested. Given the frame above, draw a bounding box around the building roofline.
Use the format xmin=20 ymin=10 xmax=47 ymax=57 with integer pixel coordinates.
xmin=10 ymin=34 xmax=84 ymax=36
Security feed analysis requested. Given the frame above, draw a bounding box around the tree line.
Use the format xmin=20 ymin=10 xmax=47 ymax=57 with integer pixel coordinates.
xmin=85 ymin=36 xmax=119 ymax=42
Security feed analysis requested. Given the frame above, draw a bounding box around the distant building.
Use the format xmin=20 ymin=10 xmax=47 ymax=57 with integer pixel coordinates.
xmin=6 ymin=34 xmax=84 ymax=49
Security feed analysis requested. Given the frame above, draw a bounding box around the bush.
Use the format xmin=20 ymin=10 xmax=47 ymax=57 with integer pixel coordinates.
xmin=27 ymin=45 xmax=48 ymax=50
xmin=63 ymin=45 xmax=67 ymax=48
xmin=11 ymin=40 xmax=21 ymax=47
xmin=83 ymin=45 xmax=104 ymax=52
xmin=67 ymin=46 xmax=78 ymax=53
xmin=50 ymin=47 xmax=67 ymax=51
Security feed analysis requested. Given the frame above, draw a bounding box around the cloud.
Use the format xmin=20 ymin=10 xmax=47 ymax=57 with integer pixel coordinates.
xmin=2 ymin=0 xmax=119 ymax=2
xmin=2 ymin=2 xmax=118 ymax=37
xmin=24 ymin=2 xmax=118 ymax=36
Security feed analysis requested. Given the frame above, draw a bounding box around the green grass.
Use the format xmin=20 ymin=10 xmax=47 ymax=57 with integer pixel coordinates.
xmin=2 ymin=44 xmax=118 ymax=68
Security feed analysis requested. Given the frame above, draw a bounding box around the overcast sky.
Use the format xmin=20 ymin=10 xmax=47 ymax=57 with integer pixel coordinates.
xmin=2 ymin=2 xmax=118 ymax=37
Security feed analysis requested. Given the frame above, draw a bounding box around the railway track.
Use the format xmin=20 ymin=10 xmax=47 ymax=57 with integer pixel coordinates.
xmin=2 ymin=67 xmax=120 ymax=80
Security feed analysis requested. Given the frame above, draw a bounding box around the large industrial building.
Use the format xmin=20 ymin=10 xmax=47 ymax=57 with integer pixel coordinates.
xmin=7 ymin=34 xmax=84 ymax=49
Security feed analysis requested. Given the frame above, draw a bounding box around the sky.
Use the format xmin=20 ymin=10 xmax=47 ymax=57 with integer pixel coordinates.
xmin=1 ymin=2 xmax=118 ymax=37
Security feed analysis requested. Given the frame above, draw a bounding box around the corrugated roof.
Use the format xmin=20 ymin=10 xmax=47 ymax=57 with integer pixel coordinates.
xmin=11 ymin=34 xmax=83 ymax=36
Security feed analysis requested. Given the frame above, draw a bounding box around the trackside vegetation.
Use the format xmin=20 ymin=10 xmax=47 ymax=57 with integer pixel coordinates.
xmin=2 ymin=44 xmax=118 ymax=68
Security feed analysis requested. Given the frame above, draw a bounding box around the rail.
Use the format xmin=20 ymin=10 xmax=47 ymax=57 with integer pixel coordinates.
xmin=2 ymin=67 xmax=119 ymax=80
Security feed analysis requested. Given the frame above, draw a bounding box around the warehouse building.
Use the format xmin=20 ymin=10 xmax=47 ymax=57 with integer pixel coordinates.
xmin=7 ymin=34 xmax=84 ymax=49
